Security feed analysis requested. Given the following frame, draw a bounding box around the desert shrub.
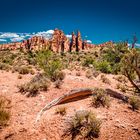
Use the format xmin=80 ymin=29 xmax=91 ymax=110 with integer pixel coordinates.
xmin=0 ymin=51 xmax=17 ymax=65
xmin=26 ymin=52 xmax=37 ymax=65
xmin=0 ymin=110 xmax=10 ymax=127
xmin=63 ymin=110 xmax=101 ymax=139
xmin=82 ymin=56 xmax=95 ymax=67
xmin=101 ymin=42 xmax=128 ymax=74
xmin=121 ymin=48 xmax=140 ymax=92
xmin=116 ymin=83 xmax=127 ymax=92
xmin=54 ymin=80 xmax=63 ymax=89
xmin=55 ymin=106 xmax=67 ymax=116
xmin=13 ymin=65 xmax=35 ymax=75
xmin=18 ymin=66 xmax=30 ymax=74
xmin=76 ymin=71 xmax=81 ymax=76
xmin=27 ymin=58 xmax=37 ymax=65
xmin=92 ymin=88 xmax=110 ymax=108
xmin=0 ymin=63 xmax=10 ymax=71
xmin=129 ymin=96 xmax=140 ymax=111
xmin=18 ymin=73 xmax=51 ymax=97
xmin=0 ymin=96 xmax=10 ymax=127
xmin=36 ymin=50 xmax=65 ymax=81
xmin=18 ymin=75 xmax=22 ymax=79
xmin=46 ymin=60 xmax=63 ymax=81
xmin=96 ymin=60 xmax=112 ymax=73
xmin=114 ymin=75 xmax=128 ymax=84
xmin=85 ymin=70 xmax=93 ymax=79
xmin=100 ymin=74 xmax=111 ymax=85
xmin=30 ymin=69 xmax=35 ymax=75
xmin=36 ymin=49 xmax=53 ymax=68
xmin=92 ymin=70 xmax=100 ymax=78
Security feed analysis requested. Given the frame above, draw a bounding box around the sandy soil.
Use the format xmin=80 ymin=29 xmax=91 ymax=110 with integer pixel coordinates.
xmin=0 ymin=70 xmax=140 ymax=140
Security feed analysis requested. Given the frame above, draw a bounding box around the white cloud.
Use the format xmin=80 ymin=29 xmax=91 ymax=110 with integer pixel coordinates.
xmin=10 ymin=37 xmax=24 ymax=42
xmin=45 ymin=30 xmax=54 ymax=34
xmin=0 ymin=39 xmax=7 ymax=42
xmin=135 ymin=43 xmax=140 ymax=47
xmin=66 ymin=34 xmax=72 ymax=39
xmin=0 ymin=33 xmax=19 ymax=38
xmin=86 ymin=40 xmax=92 ymax=43
xmin=35 ymin=30 xmax=54 ymax=39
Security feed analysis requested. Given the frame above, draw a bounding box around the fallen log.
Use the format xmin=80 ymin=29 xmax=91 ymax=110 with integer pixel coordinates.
xmin=36 ymin=88 xmax=93 ymax=122
xmin=35 ymin=88 xmax=129 ymax=123
xmin=106 ymin=88 xmax=129 ymax=102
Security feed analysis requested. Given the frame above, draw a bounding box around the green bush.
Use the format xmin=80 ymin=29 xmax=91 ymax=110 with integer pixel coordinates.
xmin=36 ymin=50 xmax=65 ymax=81
xmin=63 ymin=110 xmax=101 ymax=139
xmin=44 ymin=60 xmax=65 ymax=81
xmin=120 ymin=49 xmax=140 ymax=92
xmin=96 ymin=61 xmax=112 ymax=73
xmin=98 ymin=42 xmax=128 ymax=74
xmin=82 ymin=56 xmax=94 ymax=67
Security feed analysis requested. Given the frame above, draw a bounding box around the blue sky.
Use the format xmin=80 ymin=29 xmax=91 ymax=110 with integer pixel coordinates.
xmin=0 ymin=0 xmax=140 ymax=44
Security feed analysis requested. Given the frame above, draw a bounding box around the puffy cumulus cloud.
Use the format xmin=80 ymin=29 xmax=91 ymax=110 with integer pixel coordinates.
xmin=0 ymin=33 xmax=19 ymax=38
xmin=46 ymin=30 xmax=54 ymax=34
xmin=66 ymin=34 xmax=72 ymax=39
xmin=10 ymin=37 xmax=25 ymax=42
xmin=86 ymin=40 xmax=92 ymax=43
xmin=35 ymin=30 xmax=54 ymax=39
xmin=0 ymin=39 xmax=7 ymax=42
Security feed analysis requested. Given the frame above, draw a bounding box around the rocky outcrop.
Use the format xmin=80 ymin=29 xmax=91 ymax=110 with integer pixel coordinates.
xmin=51 ymin=29 xmax=70 ymax=53
xmin=0 ymin=29 xmax=95 ymax=52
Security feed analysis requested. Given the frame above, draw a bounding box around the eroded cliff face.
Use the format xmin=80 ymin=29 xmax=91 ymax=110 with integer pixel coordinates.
xmin=0 ymin=29 xmax=95 ymax=52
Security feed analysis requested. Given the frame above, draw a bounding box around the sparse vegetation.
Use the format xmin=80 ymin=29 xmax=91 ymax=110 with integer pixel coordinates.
xmin=82 ymin=56 xmax=95 ymax=67
xmin=76 ymin=71 xmax=81 ymax=76
xmin=18 ymin=73 xmax=51 ymax=97
xmin=121 ymin=48 xmax=140 ymax=92
xmin=114 ymin=75 xmax=128 ymax=84
xmin=0 ymin=96 xmax=10 ymax=127
xmin=0 ymin=63 xmax=10 ymax=71
xmin=54 ymin=80 xmax=63 ymax=89
xmin=36 ymin=50 xmax=65 ymax=81
xmin=96 ymin=60 xmax=112 ymax=73
xmin=55 ymin=106 xmax=67 ymax=116
xmin=18 ymin=75 xmax=22 ymax=79
xmin=63 ymin=110 xmax=101 ymax=139
xmin=116 ymin=83 xmax=127 ymax=92
xmin=129 ymin=96 xmax=140 ymax=111
xmin=85 ymin=69 xmax=93 ymax=79
xmin=92 ymin=88 xmax=110 ymax=108
xmin=100 ymin=74 xmax=111 ymax=85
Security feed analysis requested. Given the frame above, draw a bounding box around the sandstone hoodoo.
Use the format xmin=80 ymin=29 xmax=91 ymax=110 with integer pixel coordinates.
xmin=0 ymin=29 xmax=95 ymax=52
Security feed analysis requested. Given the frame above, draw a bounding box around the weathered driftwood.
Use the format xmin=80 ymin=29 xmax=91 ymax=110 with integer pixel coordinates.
xmin=36 ymin=88 xmax=93 ymax=122
xmin=106 ymin=88 xmax=129 ymax=102
xmin=36 ymin=88 xmax=129 ymax=123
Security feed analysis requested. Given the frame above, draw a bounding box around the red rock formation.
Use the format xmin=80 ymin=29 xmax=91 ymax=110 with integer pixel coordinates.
xmin=0 ymin=29 xmax=96 ymax=52
xmin=51 ymin=29 xmax=70 ymax=53
xmin=76 ymin=31 xmax=82 ymax=52
xmin=69 ymin=32 xmax=76 ymax=52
